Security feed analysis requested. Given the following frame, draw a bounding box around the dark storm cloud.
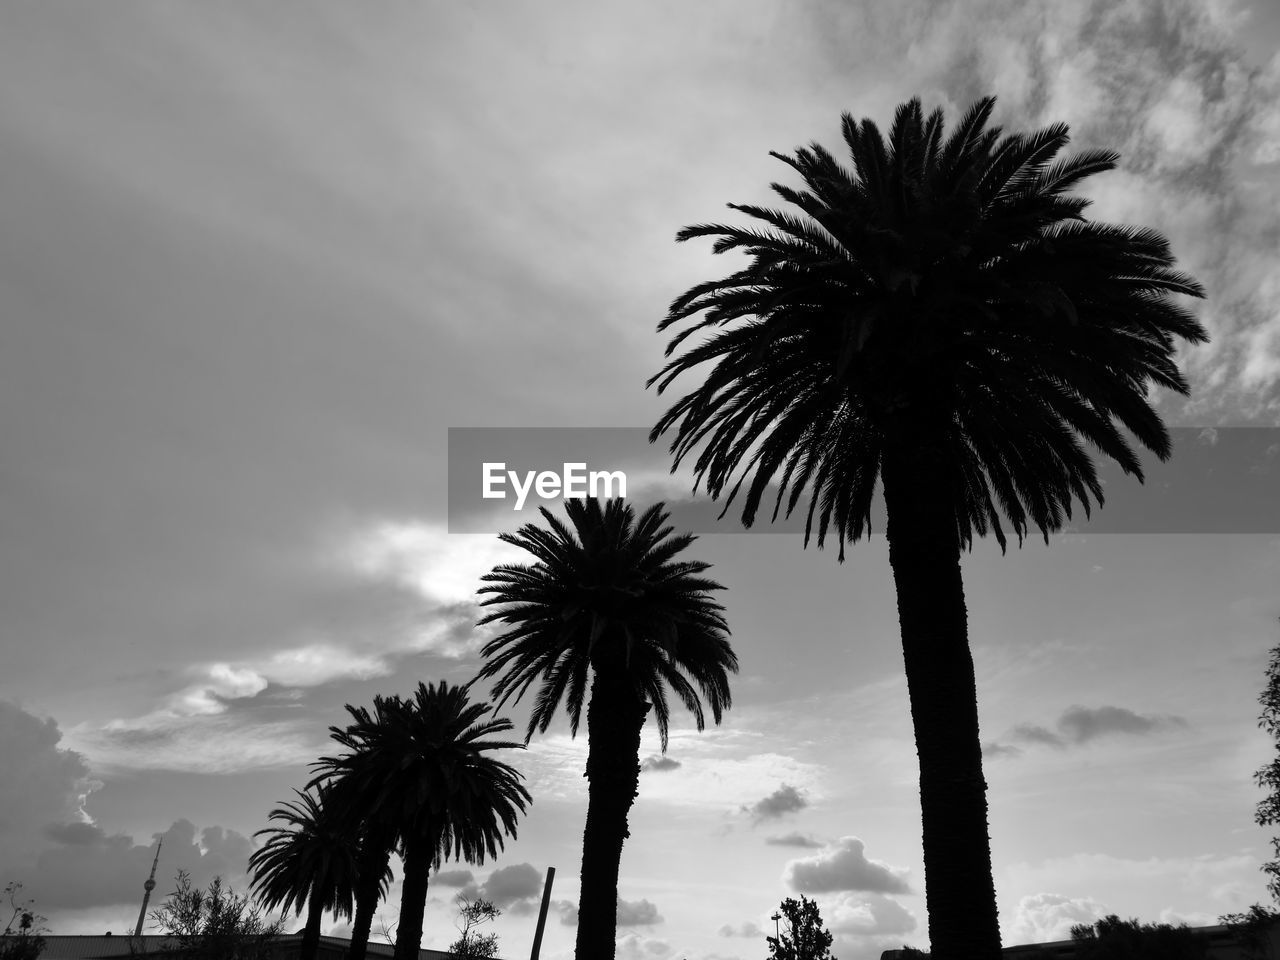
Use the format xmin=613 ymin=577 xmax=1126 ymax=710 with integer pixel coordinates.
xmin=765 ymin=832 xmax=823 ymax=848
xmin=784 ymin=837 xmax=911 ymax=895
xmin=743 ymin=784 xmax=808 ymax=823
xmin=640 ymin=755 xmax=682 ymax=773
xmin=0 ymin=701 xmax=100 ymax=867
xmin=475 ymin=863 xmax=544 ymax=914
xmin=42 ymin=822 xmax=107 ymax=846
xmin=29 ymin=819 xmax=255 ymax=911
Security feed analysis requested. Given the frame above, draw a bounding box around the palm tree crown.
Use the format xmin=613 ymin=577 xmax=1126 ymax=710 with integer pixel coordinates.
xmin=248 ymin=783 xmax=358 ymax=926
xmin=310 ymin=680 xmax=531 ymax=869
xmin=475 ymin=497 xmax=737 ymax=748
xmin=310 ymin=680 xmax=531 ymax=960
xmin=649 ymin=95 xmax=1207 ymax=556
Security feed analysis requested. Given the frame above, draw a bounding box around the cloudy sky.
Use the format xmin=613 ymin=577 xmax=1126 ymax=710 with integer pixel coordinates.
xmin=2 ymin=2 xmax=1280 ymax=959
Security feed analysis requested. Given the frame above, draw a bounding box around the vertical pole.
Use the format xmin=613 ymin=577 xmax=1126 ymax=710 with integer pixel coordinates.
xmin=528 ymin=867 xmax=555 ymax=960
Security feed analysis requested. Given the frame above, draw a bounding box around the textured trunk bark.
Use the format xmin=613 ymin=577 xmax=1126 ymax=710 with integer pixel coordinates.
xmin=300 ymin=879 xmax=323 ymax=960
xmin=348 ymin=834 xmax=392 ymax=960
xmin=393 ymin=834 xmax=435 ymax=960
xmin=881 ymin=434 xmax=1002 ymax=960
xmin=573 ymin=654 xmax=651 ymax=960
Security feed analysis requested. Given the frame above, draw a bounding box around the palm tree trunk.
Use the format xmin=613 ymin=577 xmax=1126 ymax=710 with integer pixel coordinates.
xmin=300 ymin=878 xmax=324 ymax=960
xmin=574 ymin=656 xmax=652 ymax=960
xmin=881 ymin=434 xmax=1002 ymax=960
xmin=393 ymin=833 xmax=436 ymax=960
xmin=347 ymin=838 xmax=392 ymax=960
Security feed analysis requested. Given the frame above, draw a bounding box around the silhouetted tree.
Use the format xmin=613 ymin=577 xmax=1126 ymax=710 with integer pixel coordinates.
xmin=649 ymin=95 xmax=1206 ymax=960
xmin=249 ymin=783 xmax=370 ymax=960
xmin=309 ymin=680 xmax=530 ymax=960
xmin=1069 ymin=914 xmax=1208 ymax=959
xmin=148 ymin=871 xmax=283 ymax=959
xmin=476 ymin=498 xmax=737 ymax=960
xmin=291 ymin=767 xmax=396 ymax=960
xmin=1220 ymin=620 xmax=1280 ymax=957
xmin=0 ymin=883 xmax=46 ymax=960
xmin=766 ymin=896 xmax=835 ymax=960
xmin=445 ymin=896 xmax=501 ymax=960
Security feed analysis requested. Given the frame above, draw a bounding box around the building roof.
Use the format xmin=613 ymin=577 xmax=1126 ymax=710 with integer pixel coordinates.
xmin=36 ymin=934 xmax=471 ymax=960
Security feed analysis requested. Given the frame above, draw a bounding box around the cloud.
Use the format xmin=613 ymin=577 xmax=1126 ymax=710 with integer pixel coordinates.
xmin=29 ymin=818 xmax=255 ymax=913
xmin=718 ymin=922 xmax=764 ymax=938
xmin=0 ymin=701 xmax=102 ymax=869
xmin=783 ymin=837 xmax=911 ymax=895
xmin=434 ymin=869 xmax=475 ymax=888
xmin=0 ymin=701 xmax=261 ymax=917
xmin=1005 ymin=851 xmax=1257 ymax=913
xmin=556 ymin=900 xmax=578 ymax=926
xmin=766 ymin=832 xmax=823 ymax=849
xmin=981 ymin=741 xmax=1023 ymax=759
xmin=1005 ymin=705 xmax=1187 ymax=752
xmin=1010 ymin=723 xmax=1067 ymax=749
xmin=827 ymin=893 xmax=918 ymax=937
xmin=349 ymin=521 xmax=526 ymax=613
xmin=1057 ymin=705 xmax=1187 ymax=743
xmin=640 ymin=755 xmax=681 ymax=773
xmin=66 ymin=711 xmax=315 ymax=775
xmin=616 ymin=898 xmax=663 ymax=926
xmin=742 ymin=784 xmax=808 ymax=823
xmin=614 ymin=933 xmax=672 ymax=960
xmin=477 ymin=862 xmax=544 ymax=914
xmin=1005 ymin=892 xmax=1109 ymax=945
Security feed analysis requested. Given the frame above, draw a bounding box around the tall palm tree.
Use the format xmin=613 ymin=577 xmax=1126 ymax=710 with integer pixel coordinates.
xmin=647 ymin=96 xmax=1206 ymax=960
xmin=248 ymin=783 xmax=359 ymax=960
xmin=296 ymin=770 xmax=396 ymax=960
xmin=475 ymin=497 xmax=738 ymax=960
xmin=310 ymin=680 xmax=531 ymax=960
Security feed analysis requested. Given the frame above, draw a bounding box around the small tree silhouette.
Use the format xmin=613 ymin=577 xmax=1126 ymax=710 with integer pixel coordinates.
xmin=1221 ymin=621 xmax=1280 ymax=958
xmin=0 ymin=883 xmax=47 ymax=960
xmin=766 ymin=896 xmax=836 ymax=960
xmin=445 ymin=896 xmax=501 ymax=960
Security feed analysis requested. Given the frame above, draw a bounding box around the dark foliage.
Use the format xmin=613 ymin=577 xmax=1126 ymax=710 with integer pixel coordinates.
xmin=766 ymin=896 xmax=836 ymax=960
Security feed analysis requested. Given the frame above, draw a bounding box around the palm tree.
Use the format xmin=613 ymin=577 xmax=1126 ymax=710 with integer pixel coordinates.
xmin=475 ymin=497 xmax=738 ymax=960
xmin=647 ymin=96 xmax=1206 ymax=960
xmin=310 ymin=680 xmax=531 ymax=960
xmin=295 ymin=771 xmax=396 ymax=960
xmin=248 ymin=783 xmax=360 ymax=960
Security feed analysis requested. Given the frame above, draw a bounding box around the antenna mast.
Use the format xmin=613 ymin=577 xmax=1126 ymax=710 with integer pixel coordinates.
xmin=133 ymin=838 xmax=163 ymax=937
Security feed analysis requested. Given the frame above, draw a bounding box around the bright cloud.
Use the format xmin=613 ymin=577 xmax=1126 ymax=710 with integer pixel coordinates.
xmin=1005 ymin=892 xmax=1110 ymax=945
xmin=348 ymin=521 xmax=525 ymax=607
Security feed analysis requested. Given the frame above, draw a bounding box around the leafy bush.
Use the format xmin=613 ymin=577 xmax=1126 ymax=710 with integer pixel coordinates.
xmin=1068 ymin=914 xmax=1208 ymax=960
xmin=141 ymin=870 xmax=284 ymax=959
